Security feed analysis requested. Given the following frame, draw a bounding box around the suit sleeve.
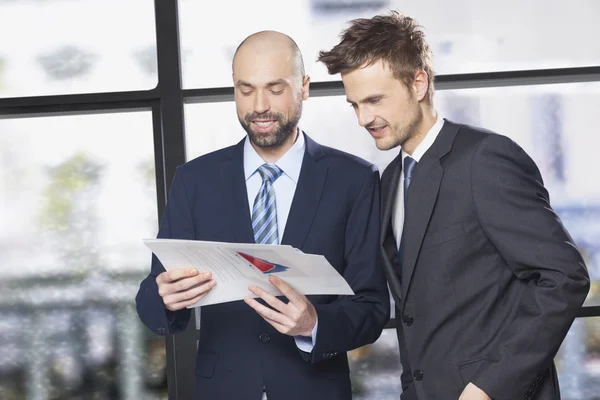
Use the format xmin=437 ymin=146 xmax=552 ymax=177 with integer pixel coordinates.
xmin=135 ymin=166 xmax=193 ymax=336
xmin=308 ymin=166 xmax=391 ymax=363
xmin=469 ymin=135 xmax=590 ymax=399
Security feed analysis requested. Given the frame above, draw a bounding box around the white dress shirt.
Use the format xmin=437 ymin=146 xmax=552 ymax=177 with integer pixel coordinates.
xmin=392 ymin=115 xmax=445 ymax=246
xmin=243 ymin=129 xmax=318 ymax=353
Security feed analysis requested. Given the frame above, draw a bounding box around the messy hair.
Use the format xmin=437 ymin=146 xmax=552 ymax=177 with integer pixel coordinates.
xmin=318 ymin=11 xmax=434 ymax=103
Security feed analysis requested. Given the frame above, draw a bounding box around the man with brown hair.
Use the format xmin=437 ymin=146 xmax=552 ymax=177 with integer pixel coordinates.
xmin=319 ymin=11 xmax=590 ymax=400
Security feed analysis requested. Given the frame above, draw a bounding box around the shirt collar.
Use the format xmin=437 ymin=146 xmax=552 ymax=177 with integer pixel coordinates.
xmin=244 ymin=128 xmax=305 ymax=183
xmin=402 ymin=114 xmax=445 ymax=163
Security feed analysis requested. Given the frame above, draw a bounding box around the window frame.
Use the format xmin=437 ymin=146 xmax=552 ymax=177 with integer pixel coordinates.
xmin=1 ymin=1 xmax=599 ymax=398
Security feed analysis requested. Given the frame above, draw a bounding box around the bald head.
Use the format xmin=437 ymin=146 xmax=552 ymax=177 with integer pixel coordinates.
xmin=231 ymin=31 xmax=310 ymax=158
xmin=232 ymin=30 xmax=305 ymax=80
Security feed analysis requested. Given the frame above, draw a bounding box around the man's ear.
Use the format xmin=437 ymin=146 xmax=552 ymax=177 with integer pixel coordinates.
xmin=412 ymin=70 xmax=429 ymax=102
xmin=301 ymin=75 xmax=311 ymax=100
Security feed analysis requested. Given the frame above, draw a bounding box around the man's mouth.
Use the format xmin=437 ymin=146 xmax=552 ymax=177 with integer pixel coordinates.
xmin=251 ymin=120 xmax=278 ymax=132
xmin=367 ymin=125 xmax=387 ymax=137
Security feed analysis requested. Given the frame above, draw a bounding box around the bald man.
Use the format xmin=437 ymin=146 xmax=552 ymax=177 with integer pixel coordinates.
xmin=135 ymin=31 xmax=389 ymax=400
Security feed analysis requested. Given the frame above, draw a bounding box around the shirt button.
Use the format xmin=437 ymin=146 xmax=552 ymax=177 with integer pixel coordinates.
xmin=259 ymin=333 xmax=271 ymax=344
xmin=403 ymin=315 xmax=414 ymax=326
xmin=413 ymin=370 xmax=424 ymax=381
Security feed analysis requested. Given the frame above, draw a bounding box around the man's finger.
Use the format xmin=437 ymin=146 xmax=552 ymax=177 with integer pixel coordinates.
xmin=247 ymin=285 xmax=288 ymax=313
xmin=244 ymin=296 xmax=291 ymax=326
xmin=268 ymin=275 xmax=304 ymax=305
xmin=254 ymin=309 xmax=290 ymax=334
xmin=167 ymin=290 xmax=212 ymax=311
xmin=158 ymin=273 xmax=211 ymax=297
xmin=172 ymin=272 xmax=212 ymax=292
xmin=157 ymin=268 xmax=200 ymax=284
xmin=164 ymin=280 xmax=216 ymax=306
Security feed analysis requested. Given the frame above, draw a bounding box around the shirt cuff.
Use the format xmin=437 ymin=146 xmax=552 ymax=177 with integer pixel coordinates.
xmin=294 ymin=317 xmax=318 ymax=353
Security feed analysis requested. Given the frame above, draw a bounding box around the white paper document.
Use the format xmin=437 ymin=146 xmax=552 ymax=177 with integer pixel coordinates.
xmin=143 ymin=239 xmax=354 ymax=307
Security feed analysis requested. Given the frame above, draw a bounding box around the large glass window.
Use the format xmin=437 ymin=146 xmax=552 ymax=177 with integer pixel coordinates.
xmin=178 ymin=0 xmax=600 ymax=88
xmin=0 ymin=0 xmax=157 ymax=98
xmin=558 ymin=317 xmax=600 ymax=399
xmin=0 ymin=111 xmax=164 ymax=399
xmin=349 ymin=329 xmax=401 ymax=399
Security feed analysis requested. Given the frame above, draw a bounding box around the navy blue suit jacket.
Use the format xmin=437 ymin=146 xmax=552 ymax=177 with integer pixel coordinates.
xmin=136 ymin=133 xmax=390 ymax=400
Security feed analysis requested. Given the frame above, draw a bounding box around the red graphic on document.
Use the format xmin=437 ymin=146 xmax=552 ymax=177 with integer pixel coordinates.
xmin=237 ymin=252 xmax=289 ymax=274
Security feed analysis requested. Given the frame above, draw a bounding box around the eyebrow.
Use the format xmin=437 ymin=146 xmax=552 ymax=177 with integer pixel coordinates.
xmin=347 ymin=94 xmax=385 ymax=105
xmin=236 ymin=79 xmax=289 ymax=89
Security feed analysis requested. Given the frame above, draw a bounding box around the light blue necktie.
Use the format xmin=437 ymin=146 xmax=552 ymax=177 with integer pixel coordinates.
xmin=397 ymin=156 xmax=417 ymax=273
xmin=251 ymin=163 xmax=283 ymax=244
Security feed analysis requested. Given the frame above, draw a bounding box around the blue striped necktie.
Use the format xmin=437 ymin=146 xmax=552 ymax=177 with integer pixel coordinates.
xmin=251 ymin=163 xmax=283 ymax=244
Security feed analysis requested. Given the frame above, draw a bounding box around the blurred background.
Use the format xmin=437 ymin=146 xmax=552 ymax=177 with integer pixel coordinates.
xmin=0 ymin=0 xmax=599 ymax=399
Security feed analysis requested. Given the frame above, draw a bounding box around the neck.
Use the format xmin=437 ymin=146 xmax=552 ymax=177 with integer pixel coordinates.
xmin=252 ymin=126 xmax=299 ymax=163
xmin=402 ymin=106 xmax=437 ymax=155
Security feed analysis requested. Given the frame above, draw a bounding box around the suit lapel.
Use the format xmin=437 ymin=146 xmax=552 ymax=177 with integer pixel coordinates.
xmin=219 ymin=139 xmax=255 ymax=243
xmin=380 ymin=155 xmax=402 ymax=244
xmin=400 ymin=120 xmax=460 ymax=308
xmin=400 ymin=152 xmax=443 ymax=305
xmin=281 ymin=133 xmax=328 ymax=249
xmin=380 ymin=155 xmax=403 ymax=304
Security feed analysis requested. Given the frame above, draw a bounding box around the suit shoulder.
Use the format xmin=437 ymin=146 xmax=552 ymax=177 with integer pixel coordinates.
xmin=454 ymin=122 xmax=528 ymax=157
xmin=454 ymin=122 xmax=516 ymax=149
xmin=176 ymin=144 xmax=238 ymax=177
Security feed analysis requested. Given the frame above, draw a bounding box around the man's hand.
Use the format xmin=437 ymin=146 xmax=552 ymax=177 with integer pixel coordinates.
xmin=244 ymin=275 xmax=317 ymax=337
xmin=459 ymin=383 xmax=491 ymax=400
xmin=156 ymin=269 xmax=216 ymax=311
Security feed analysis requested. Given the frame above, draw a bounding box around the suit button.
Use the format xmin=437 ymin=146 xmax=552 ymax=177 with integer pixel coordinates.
xmin=259 ymin=333 xmax=270 ymax=344
xmin=403 ymin=315 xmax=414 ymax=326
xmin=413 ymin=370 xmax=424 ymax=381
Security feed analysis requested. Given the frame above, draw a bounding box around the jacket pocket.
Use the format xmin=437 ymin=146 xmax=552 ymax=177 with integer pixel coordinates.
xmin=422 ymin=222 xmax=467 ymax=249
xmin=458 ymin=356 xmax=486 ymax=386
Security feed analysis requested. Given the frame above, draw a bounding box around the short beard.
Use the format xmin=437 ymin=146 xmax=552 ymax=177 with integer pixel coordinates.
xmin=396 ymin=105 xmax=423 ymax=149
xmin=239 ymin=102 xmax=302 ymax=149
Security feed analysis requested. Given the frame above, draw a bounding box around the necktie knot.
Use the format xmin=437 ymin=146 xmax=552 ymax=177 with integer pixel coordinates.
xmin=403 ymin=156 xmax=417 ymax=183
xmin=257 ymin=163 xmax=283 ymax=184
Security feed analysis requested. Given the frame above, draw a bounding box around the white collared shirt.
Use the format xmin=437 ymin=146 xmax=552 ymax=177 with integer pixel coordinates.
xmin=243 ymin=129 xmax=317 ymax=352
xmin=244 ymin=130 xmax=305 ymax=240
xmin=392 ymin=115 xmax=445 ymax=246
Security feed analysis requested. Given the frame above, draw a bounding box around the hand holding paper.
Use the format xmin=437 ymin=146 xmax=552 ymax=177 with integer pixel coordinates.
xmin=143 ymin=238 xmax=354 ymax=307
xmin=156 ymin=268 xmax=217 ymax=311
xmin=245 ymin=275 xmax=317 ymax=337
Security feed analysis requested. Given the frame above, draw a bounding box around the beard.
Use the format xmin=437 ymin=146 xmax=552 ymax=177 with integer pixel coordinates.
xmin=372 ymin=100 xmax=424 ymax=151
xmin=395 ymin=105 xmax=423 ymax=149
xmin=238 ymin=102 xmax=302 ymax=148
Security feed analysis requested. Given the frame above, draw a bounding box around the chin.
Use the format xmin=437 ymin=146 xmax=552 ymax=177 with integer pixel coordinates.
xmin=374 ymin=137 xmax=399 ymax=151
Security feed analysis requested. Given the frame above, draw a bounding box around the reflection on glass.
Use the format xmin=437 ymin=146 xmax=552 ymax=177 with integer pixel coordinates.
xmin=0 ymin=0 xmax=157 ymax=98
xmin=0 ymin=112 xmax=164 ymax=399
xmin=557 ymin=317 xmax=600 ymax=399
xmin=178 ymin=0 xmax=600 ymax=88
xmin=349 ymin=329 xmax=401 ymax=399
xmin=185 ymin=82 xmax=600 ymax=398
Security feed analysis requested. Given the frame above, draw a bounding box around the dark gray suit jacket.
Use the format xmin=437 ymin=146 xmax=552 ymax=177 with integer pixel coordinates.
xmin=380 ymin=120 xmax=590 ymax=400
